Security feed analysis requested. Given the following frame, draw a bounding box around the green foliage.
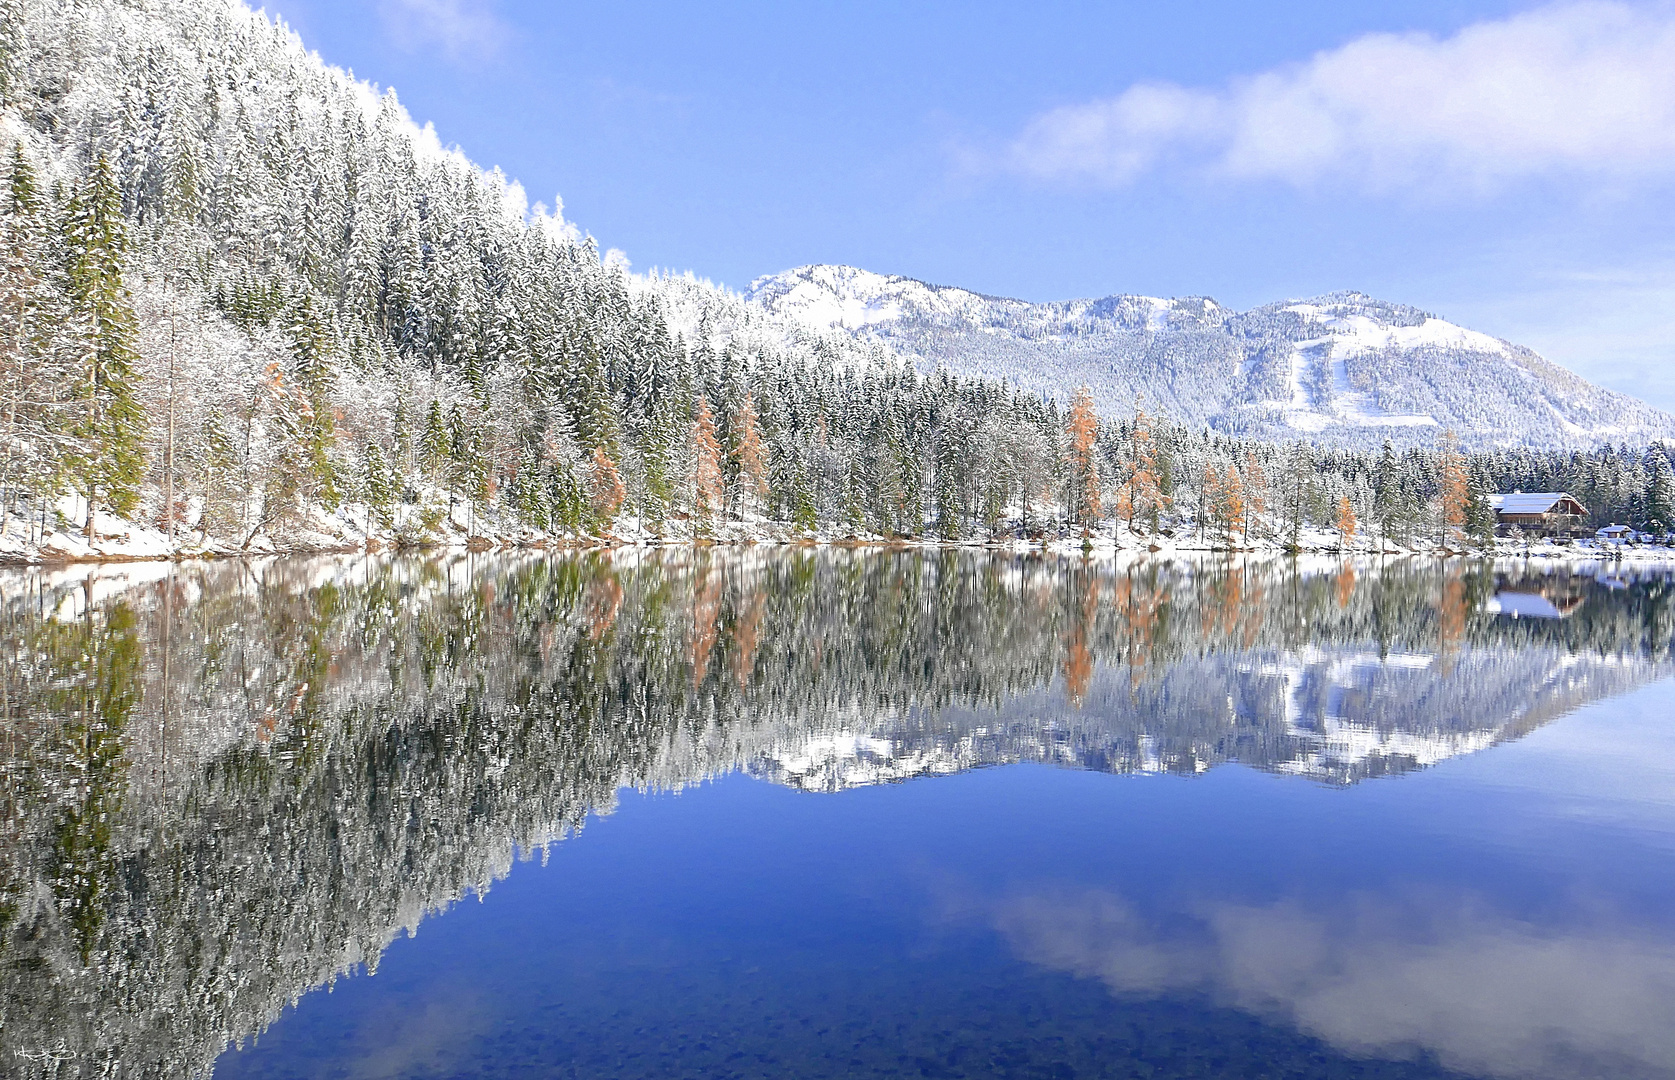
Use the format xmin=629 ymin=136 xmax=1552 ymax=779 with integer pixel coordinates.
xmin=420 ymin=399 xmax=449 ymax=483
xmin=1645 ymin=451 xmax=1674 ymax=531
xmin=63 ymin=157 xmax=145 ymax=522
xmin=284 ymin=295 xmax=339 ymax=509
xmin=35 ymin=601 xmax=141 ymax=963
xmin=363 ymin=441 xmax=393 ymax=526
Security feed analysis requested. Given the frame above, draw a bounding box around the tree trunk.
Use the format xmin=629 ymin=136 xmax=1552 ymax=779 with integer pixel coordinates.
xmin=164 ymin=291 xmax=177 ymax=544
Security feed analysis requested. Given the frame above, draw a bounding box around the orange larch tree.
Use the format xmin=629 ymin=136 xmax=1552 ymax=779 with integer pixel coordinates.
xmin=587 ymin=447 xmax=624 ymax=525
xmin=1065 ymin=386 xmax=1102 ymax=533
xmin=1335 ymin=495 xmax=1358 ymax=551
xmin=692 ymin=395 xmax=723 ymax=523
xmin=1118 ymin=401 xmax=1166 ymax=534
xmin=1437 ymin=429 xmax=1469 ymax=548
xmin=732 ymin=391 xmax=768 ymax=516
xmin=1212 ymin=463 xmax=1245 ymax=544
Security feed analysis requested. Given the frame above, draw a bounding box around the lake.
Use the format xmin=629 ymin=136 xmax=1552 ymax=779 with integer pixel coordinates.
xmin=3 ymin=551 xmax=1673 ymax=1080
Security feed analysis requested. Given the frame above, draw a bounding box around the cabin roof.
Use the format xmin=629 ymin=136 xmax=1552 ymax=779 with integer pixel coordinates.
xmin=1486 ymin=592 xmax=1566 ymax=619
xmin=1489 ymin=492 xmax=1585 ymax=515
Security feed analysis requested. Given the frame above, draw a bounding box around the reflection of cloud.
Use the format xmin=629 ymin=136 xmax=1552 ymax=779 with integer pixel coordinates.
xmin=377 ymin=0 xmax=507 ymax=62
xmin=1004 ymin=1 xmax=1675 ymax=194
xmin=993 ymin=889 xmax=1675 ymax=1079
xmin=338 ymin=991 xmax=490 ymax=1079
xmin=993 ymin=890 xmax=1208 ymax=993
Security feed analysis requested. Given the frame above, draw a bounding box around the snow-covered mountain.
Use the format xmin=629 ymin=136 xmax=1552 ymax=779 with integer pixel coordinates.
xmin=746 ymin=265 xmax=1675 ymax=448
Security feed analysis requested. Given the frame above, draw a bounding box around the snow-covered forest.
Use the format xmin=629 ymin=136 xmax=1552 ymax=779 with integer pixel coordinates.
xmin=2 ymin=0 xmax=1674 ymax=559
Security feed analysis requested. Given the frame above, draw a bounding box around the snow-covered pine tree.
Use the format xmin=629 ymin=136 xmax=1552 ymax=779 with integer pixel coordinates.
xmin=63 ymin=156 xmax=146 ymax=536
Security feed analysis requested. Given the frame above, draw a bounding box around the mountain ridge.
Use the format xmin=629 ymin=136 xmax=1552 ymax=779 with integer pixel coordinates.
xmin=746 ymin=264 xmax=1675 ymax=449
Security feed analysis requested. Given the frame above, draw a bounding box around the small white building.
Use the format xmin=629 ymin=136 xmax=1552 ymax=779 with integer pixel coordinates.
xmin=1596 ymin=524 xmax=1633 ymax=542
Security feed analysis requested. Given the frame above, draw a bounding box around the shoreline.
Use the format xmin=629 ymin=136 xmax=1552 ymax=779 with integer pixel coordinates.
xmin=7 ymin=531 xmax=1673 ymax=568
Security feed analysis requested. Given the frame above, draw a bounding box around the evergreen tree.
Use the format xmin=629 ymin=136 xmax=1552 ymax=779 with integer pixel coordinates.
xmin=1645 ymin=451 xmax=1675 ymax=532
xmin=284 ymin=294 xmax=339 ymax=508
xmin=420 ymin=399 xmax=449 ymax=483
xmin=363 ymin=441 xmax=393 ymax=527
xmin=0 ymin=145 xmax=57 ymax=534
xmin=63 ymin=156 xmax=145 ymax=535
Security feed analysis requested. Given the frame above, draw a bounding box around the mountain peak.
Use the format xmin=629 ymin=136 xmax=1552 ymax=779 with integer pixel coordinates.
xmin=746 ymin=264 xmax=1673 ymax=448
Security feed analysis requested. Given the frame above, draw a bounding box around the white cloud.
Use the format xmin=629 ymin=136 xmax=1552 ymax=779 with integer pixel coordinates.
xmin=377 ymin=0 xmax=507 ymax=62
xmin=1008 ymin=2 xmax=1675 ymax=193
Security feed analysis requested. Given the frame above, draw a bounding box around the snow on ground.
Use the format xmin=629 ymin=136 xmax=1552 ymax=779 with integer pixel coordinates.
xmin=1285 ymin=306 xmax=1512 ymax=358
xmin=761 ymin=269 xmax=906 ymax=330
xmin=6 ymin=484 xmax=1675 ymax=567
xmin=1145 ymin=297 xmax=1172 ymax=333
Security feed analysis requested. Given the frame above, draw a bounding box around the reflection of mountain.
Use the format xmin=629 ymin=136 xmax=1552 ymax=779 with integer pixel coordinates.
xmin=2 ymin=552 xmax=1672 ymax=1078
xmin=751 ymin=645 xmax=1664 ymax=790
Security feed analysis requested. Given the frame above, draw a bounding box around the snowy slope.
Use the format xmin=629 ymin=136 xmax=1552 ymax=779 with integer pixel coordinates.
xmin=747 ymin=266 xmax=1675 ymax=448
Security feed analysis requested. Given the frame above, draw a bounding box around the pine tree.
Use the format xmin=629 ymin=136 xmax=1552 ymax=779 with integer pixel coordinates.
xmin=1373 ymin=439 xmax=1403 ymax=547
xmin=284 ymin=294 xmax=339 ymax=508
xmin=933 ymin=412 xmax=967 ymax=540
xmin=420 ymin=399 xmax=449 ymax=483
xmin=363 ymin=441 xmax=393 ymax=527
xmin=1464 ymin=467 xmax=1498 ymax=549
xmin=1242 ymin=450 xmax=1268 ymax=541
xmin=63 ymin=156 xmax=145 ymax=536
xmin=1281 ymin=443 xmax=1315 ymax=551
xmin=1644 ymin=450 xmax=1674 ymax=532
xmin=0 ymin=0 xmax=23 ymax=108
xmin=0 ymin=144 xmax=57 ymax=534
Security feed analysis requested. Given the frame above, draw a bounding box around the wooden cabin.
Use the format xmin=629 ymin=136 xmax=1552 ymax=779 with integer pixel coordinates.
xmin=1488 ymin=492 xmax=1587 ymax=537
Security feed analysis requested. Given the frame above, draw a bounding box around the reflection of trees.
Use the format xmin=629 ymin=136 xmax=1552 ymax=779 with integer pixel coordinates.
xmin=1062 ymin=563 xmax=1098 ymax=707
xmin=0 ymin=552 xmax=1671 ymax=1078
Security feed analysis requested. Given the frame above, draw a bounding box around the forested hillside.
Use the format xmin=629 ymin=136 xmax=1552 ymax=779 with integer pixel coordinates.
xmin=1 ymin=0 xmax=1673 ymax=557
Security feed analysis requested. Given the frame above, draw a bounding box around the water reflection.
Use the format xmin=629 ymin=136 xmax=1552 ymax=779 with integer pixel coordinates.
xmin=986 ymin=885 xmax=1675 ymax=1080
xmin=1 ymin=551 xmax=1672 ymax=1079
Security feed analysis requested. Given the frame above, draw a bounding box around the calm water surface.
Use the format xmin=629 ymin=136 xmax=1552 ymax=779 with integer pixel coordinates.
xmin=3 ymin=551 xmax=1673 ymax=1080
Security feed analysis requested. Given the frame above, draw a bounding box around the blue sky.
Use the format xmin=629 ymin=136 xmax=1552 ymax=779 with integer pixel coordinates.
xmin=268 ymin=0 xmax=1675 ymax=411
